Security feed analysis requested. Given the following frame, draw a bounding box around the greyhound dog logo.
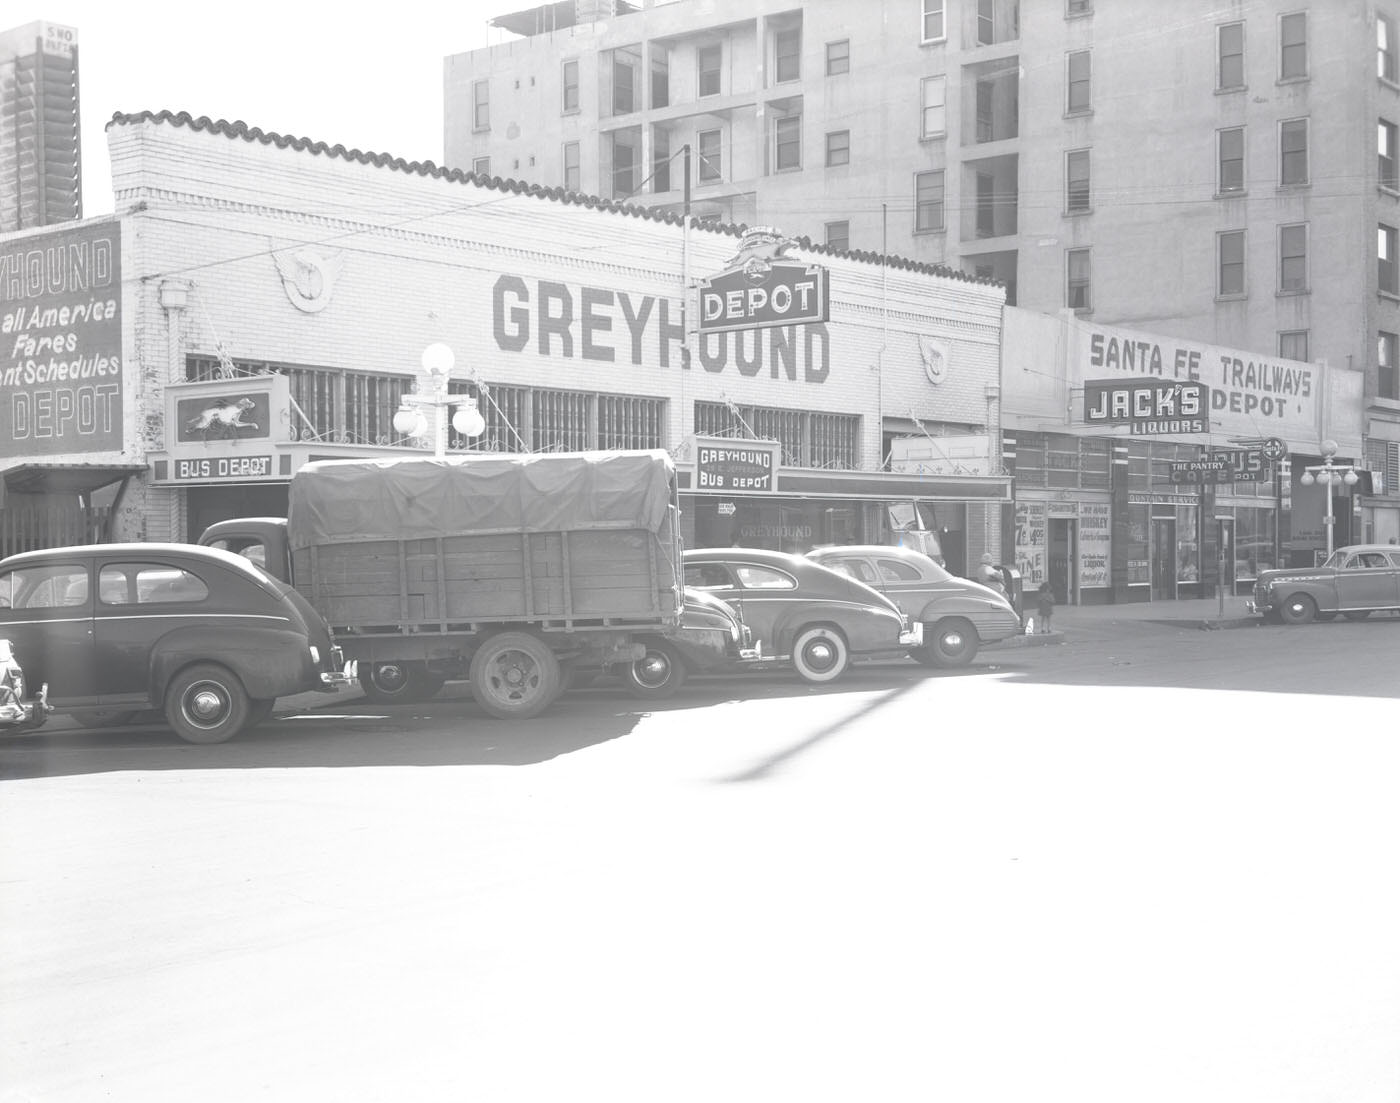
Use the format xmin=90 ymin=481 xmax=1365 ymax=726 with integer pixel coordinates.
xmin=186 ymin=396 xmax=259 ymax=439
xmin=271 ymin=246 xmax=344 ymax=313
xmin=723 ymin=226 xmax=797 ymax=282
xmin=918 ymin=336 xmax=948 ymax=385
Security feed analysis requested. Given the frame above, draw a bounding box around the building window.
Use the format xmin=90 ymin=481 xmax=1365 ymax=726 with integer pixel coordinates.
xmin=1218 ymin=230 xmax=1246 ymax=296
xmin=922 ymin=0 xmax=946 ymax=43
xmin=1279 ymin=330 xmax=1309 ymax=361
xmin=774 ymin=26 xmax=801 ymax=83
xmin=1218 ymin=22 xmax=1245 ymax=90
xmin=1067 ymin=248 xmax=1091 ymax=311
xmin=826 ymin=40 xmax=850 ymax=75
xmin=472 ymin=157 xmax=491 ymax=176
xmin=920 ymin=76 xmax=946 ymax=138
xmin=695 ymin=401 xmax=859 ymax=470
xmin=1280 ymin=118 xmax=1308 ymax=186
xmin=651 ymin=127 xmax=670 ymax=192
xmin=563 ymin=141 xmax=580 ymax=191
xmin=1067 ymin=0 xmax=1092 ymax=15
xmin=1381 ymin=331 xmax=1399 ymax=400
xmin=1382 ymin=13 xmax=1398 ymax=83
xmin=1279 ymin=11 xmax=1307 ymax=81
xmin=610 ymin=129 xmax=641 ymax=198
xmin=774 ymin=115 xmax=802 ymax=171
xmin=915 ymin=170 xmax=945 ymax=232
xmin=1279 ymin=223 xmax=1308 ymax=292
xmin=977 ymin=0 xmax=995 ymax=46
xmin=1381 ymin=224 xmax=1399 ymax=295
xmin=698 ymin=128 xmax=722 ymax=183
xmin=562 ymin=60 xmax=579 ymax=113
xmin=1218 ymin=127 xmax=1245 ymax=193
xmin=473 ymin=80 xmax=489 ymax=130
xmin=1065 ymin=148 xmax=1090 ymax=212
xmin=825 ymin=130 xmax=850 ymax=167
xmin=1067 ymin=50 xmax=1091 ymax=113
xmin=825 ymin=220 xmax=849 ymax=251
xmin=1382 ymin=120 xmax=1399 ymax=190
xmin=698 ymin=44 xmax=722 ymax=96
xmin=612 ymin=47 xmax=641 ymax=114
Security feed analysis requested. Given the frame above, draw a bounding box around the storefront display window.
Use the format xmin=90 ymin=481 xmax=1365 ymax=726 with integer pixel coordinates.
xmin=1176 ymin=505 xmax=1198 ymax=581
xmin=1234 ymin=506 xmax=1275 ymax=579
xmin=1126 ymin=504 xmax=1149 ymax=584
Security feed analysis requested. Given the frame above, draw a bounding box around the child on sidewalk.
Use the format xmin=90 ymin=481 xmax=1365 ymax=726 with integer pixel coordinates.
xmin=1035 ymin=580 xmax=1055 ymax=634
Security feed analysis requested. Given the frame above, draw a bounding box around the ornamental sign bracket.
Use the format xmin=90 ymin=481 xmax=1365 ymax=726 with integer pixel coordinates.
xmin=697 ymin=227 xmax=829 ymax=334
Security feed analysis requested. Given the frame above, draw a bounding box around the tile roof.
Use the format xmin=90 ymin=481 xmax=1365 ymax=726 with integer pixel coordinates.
xmin=107 ymin=110 xmax=999 ymax=289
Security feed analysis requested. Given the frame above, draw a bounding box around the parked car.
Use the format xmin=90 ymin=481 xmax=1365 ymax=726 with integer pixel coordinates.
xmin=1248 ymin=543 xmax=1400 ymax=624
xmin=599 ymin=586 xmax=756 ymax=700
xmin=0 ymin=544 xmax=349 ymax=743
xmin=682 ymin=548 xmax=917 ymax=683
xmin=807 ymin=544 xmax=1023 ymax=667
xmin=0 ymin=638 xmax=49 ymax=731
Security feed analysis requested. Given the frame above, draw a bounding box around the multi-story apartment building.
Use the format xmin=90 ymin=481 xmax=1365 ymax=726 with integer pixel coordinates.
xmin=445 ymin=0 xmax=1400 ymax=550
xmin=0 ymin=20 xmax=81 ymax=232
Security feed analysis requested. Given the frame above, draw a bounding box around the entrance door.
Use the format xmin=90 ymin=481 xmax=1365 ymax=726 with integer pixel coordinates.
xmin=1217 ymin=518 xmax=1236 ymax=595
xmin=1151 ymin=518 xmax=1177 ymax=600
xmin=1048 ymin=518 xmax=1076 ymax=604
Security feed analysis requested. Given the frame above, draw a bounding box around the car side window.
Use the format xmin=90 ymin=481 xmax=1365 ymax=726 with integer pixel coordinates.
xmin=99 ymin=564 xmax=210 ymax=605
xmin=877 ymin=558 xmax=922 ymax=582
xmin=1349 ymin=553 xmax=1386 ymax=570
xmin=733 ymin=565 xmax=797 ymax=590
xmin=207 ymin=537 xmax=267 ymax=568
xmin=833 ymin=558 xmax=879 ymax=585
xmin=685 ymin=563 xmax=734 ymax=589
xmin=1389 ymin=551 xmax=1400 ymax=568
xmin=1 ymin=565 xmax=89 ymax=609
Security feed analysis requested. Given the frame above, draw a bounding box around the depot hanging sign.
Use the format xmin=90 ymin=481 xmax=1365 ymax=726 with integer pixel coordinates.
xmin=695 ymin=437 xmax=779 ymax=491
xmin=697 ymin=228 xmax=829 ymax=334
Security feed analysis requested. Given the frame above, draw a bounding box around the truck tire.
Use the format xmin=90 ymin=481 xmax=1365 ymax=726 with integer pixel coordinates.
xmin=164 ymin=663 xmax=250 ymax=744
xmin=790 ymin=625 xmax=850 ymax=684
xmin=469 ymin=632 xmax=561 ymax=720
xmin=621 ymin=640 xmax=688 ymax=700
xmin=359 ymin=661 xmax=447 ymax=704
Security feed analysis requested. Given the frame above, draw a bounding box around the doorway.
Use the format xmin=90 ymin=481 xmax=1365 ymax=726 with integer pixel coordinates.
xmin=1151 ymin=517 xmax=1177 ymax=600
xmin=1217 ymin=517 xmax=1235 ymax=594
xmin=1048 ymin=517 xmax=1076 ymax=604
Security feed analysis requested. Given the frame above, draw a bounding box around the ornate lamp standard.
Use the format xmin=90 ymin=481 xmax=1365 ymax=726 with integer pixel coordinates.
xmin=391 ymin=343 xmax=486 ymax=459
xmin=1297 ymin=439 xmax=1358 ymax=560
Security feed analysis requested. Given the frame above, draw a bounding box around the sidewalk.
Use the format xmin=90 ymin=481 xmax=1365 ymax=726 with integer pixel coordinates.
xmin=1002 ymin=595 xmax=1258 ymax=648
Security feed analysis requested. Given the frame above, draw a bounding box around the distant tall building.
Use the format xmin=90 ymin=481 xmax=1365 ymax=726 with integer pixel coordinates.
xmin=0 ymin=20 xmax=81 ymax=232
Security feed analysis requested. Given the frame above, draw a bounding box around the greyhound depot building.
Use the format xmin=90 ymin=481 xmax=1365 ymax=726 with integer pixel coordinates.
xmin=0 ymin=110 xmax=1013 ymax=572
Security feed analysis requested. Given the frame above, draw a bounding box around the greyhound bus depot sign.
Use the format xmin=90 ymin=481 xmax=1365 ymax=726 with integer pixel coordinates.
xmin=697 ymin=228 xmax=829 ymax=335
xmin=1 ymin=221 xmax=122 ymax=456
xmin=1073 ymin=321 xmax=1318 ymax=437
xmin=695 ymin=438 xmax=780 ymax=492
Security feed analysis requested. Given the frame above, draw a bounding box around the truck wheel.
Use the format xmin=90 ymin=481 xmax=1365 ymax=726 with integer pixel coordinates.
xmin=359 ymin=662 xmax=446 ymax=704
xmin=469 ymin=632 xmax=561 ymax=720
xmin=1279 ymin=594 xmax=1317 ymax=624
xmin=926 ymin=618 xmax=979 ymax=668
xmin=790 ymin=625 xmax=850 ymax=684
xmin=622 ymin=640 xmax=688 ymax=700
xmin=164 ymin=663 xmax=250 ymax=744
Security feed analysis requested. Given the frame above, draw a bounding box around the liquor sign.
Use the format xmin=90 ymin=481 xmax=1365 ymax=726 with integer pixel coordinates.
xmin=695 ymin=438 xmax=780 ymax=492
xmin=697 ymin=227 xmax=829 ymax=334
xmin=1083 ymin=378 xmax=1208 ymax=435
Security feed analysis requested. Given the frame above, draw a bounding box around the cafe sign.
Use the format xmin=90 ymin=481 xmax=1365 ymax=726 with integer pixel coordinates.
xmin=695 ymin=437 xmax=780 ymax=492
xmin=697 ymin=228 xmax=829 ymax=334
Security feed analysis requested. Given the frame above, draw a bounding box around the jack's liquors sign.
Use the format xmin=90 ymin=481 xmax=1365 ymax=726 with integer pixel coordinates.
xmin=697 ymin=228 xmax=829 ymax=334
xmin=1084 ymin=378 xmax=1209 ymax=435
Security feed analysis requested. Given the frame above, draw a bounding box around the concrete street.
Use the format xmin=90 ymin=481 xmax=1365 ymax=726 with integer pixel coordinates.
xmin=2 ymin=606 xmax=1398 ymax=1103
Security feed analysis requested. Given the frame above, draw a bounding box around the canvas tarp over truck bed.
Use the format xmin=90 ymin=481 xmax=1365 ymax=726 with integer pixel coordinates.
xmin=287 ymin=450 xmax=683 ymax=628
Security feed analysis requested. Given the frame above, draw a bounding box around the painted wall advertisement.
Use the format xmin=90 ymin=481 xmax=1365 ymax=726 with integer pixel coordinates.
xmin=1014 ymin=500 xmax=1046 ymax=586
xmin=1072 ymin=321 xmax=1318 ymax=439
xmin=1079 ymin=502 xmax=1111 ymax=588
xmin=1 ymin=221 xmax=122 ymax=456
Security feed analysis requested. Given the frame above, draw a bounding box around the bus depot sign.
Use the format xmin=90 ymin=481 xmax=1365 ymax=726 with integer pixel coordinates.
xmin=697 ymin=228 xmax=829 ymax=334
xmin=694 ymin=437 xmax=780 ymax=491
xmin=1084 ymin=378 xmax=1208 ymax=435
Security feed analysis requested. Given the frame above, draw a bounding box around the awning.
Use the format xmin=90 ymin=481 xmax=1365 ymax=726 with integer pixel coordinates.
xmin=2 ymin=463 xmax=147 ymax=495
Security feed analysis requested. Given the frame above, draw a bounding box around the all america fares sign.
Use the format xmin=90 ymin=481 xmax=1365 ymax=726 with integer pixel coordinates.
xmin=1074 ymin=321 xmax=1317 ymax=438
xmin=1 ymin=222 xmax=122 ymax=456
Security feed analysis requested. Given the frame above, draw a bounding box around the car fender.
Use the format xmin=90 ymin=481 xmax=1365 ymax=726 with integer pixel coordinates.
xmin=149 ymin=623 xmax=316 ymax=701
xmin=769 ymin=601 xmax=901 ymax=656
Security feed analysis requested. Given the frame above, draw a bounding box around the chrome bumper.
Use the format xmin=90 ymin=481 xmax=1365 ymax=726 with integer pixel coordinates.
xmin=898 ymin=622 xmax=924 ymax=647
xmin=316 ymin=647 xmax=354 ymax=691
xmin=0 ymin=681 xmax=50 ymax=730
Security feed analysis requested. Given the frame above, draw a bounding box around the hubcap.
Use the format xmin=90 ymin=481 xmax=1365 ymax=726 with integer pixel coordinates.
xmin=188 ymin=686 xmax=226 ymax=723
xmin=636 ymin=653 xmax=670 ymax=687
xmin=943 ymin=631 xmax=964 ymax=649
xmin=375 ymin=664 xmax=408 ymax=692
xmin=805 ymin=640 xmax=836 ymax=671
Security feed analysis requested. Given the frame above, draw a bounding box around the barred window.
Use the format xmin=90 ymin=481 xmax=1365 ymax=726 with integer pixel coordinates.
xmin=460 ymin=384 xmax=665 ymax=454
xmin=694 ymin=401 xmax=859 ymax=469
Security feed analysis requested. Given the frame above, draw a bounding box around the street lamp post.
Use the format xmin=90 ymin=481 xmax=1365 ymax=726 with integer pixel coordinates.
xmin=392 ymin=343 xmax=486 ymax=459
xmin=1298 ymin=439 xmax=1358 ymax=561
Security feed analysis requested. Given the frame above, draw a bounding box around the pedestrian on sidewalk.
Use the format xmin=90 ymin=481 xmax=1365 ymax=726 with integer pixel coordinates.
xmin=1035 ymin=580 xmax=1055 ymax=634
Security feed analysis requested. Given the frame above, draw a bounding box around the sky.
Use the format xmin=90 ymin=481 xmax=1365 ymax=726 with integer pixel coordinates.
xmin=18 ymin=1 xmax=515 ymax=217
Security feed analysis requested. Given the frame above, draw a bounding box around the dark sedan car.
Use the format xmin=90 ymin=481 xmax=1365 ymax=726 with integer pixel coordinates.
xmin=0 ymin=544 xmax=347 ymax=743
xmin=683 ymin=548 xmax=917 ymax=683
xmin=1248 ymin=543 xmax=1400 ymax=624
xmin=807 ymin=544 xmax=1022 ymax=667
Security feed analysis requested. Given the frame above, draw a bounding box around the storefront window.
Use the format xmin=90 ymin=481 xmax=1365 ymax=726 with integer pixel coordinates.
xmin=690 ymin=496 xmax=863 ymax=552
xmin=695 ymin=401 xmax=859 ymax=470
xmin=1126 ymin=504 xmax=1149 ymax=584
xmin=1176 ymin=505 xmax=1199 ymax=581
xmin=1235 ymin=506 xmax=1275 ymax=579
